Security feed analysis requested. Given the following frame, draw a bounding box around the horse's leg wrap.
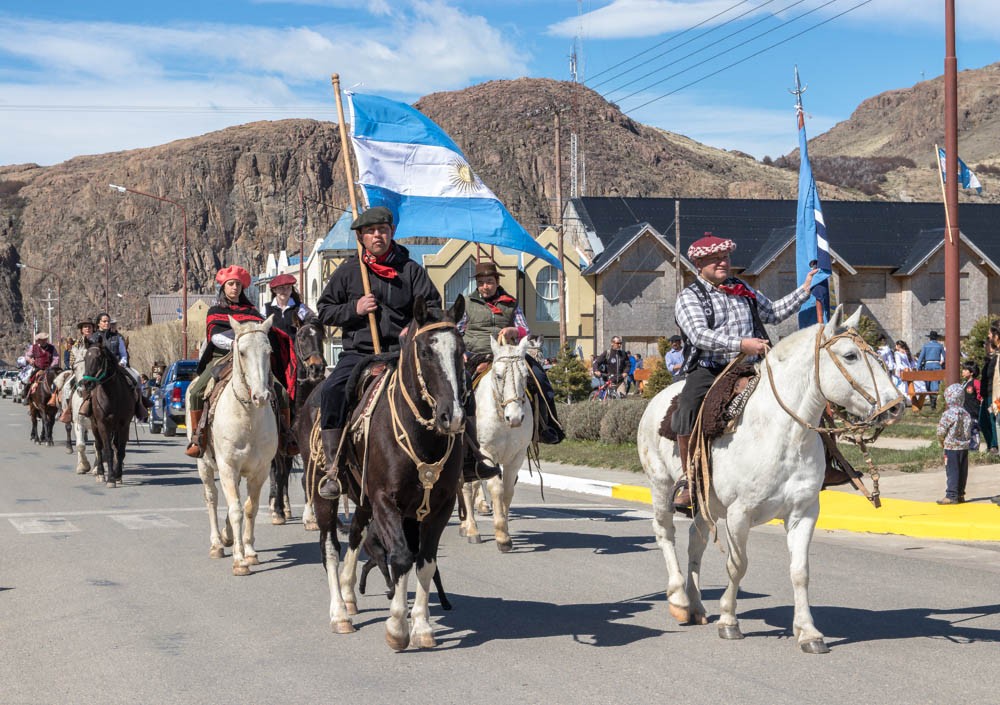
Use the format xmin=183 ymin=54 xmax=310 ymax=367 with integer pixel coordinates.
xmin=317 ymin=428 xmax=344 ymax=500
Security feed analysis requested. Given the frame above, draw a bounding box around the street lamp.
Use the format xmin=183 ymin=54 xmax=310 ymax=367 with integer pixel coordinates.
xmin=16 ymin=261 xmax=62 ymax=354
xmin=109 ymin=183 xmax=189 ymax=357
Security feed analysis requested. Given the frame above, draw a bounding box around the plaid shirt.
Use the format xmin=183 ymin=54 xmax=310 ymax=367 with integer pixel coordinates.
xmin=675 ymin=276 xmax=810 ymax=367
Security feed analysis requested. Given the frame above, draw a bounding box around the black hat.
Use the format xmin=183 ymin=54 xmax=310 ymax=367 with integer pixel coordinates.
xmin=351 ymin=206 xmax=394 ymax=231
xmin=668 ymin=335 xmax=683 ymax=343
xmin=929 ymin=331 xmax=940 ymax=340
xmin=475 ymin=261 xmax=503 ymax=280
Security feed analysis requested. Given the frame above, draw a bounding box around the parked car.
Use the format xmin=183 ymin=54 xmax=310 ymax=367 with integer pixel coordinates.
xmin=0 ymin=370 xmax=17 ymax=398
xmin=149 ymin=360 xmax=198 ymax=436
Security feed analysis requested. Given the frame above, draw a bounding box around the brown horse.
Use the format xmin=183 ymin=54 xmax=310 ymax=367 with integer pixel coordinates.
xmin=80 ymin=345 xmax=134 ymax=488
xmin=28 ymin=368 xmax=59 ymax=446
xmin=303 ymin=295 xmax=466 ymax=648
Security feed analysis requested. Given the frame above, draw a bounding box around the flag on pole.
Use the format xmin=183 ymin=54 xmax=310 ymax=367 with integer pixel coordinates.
xmin=795 ymin=102 xmax=832 ymax=329
xmin=937 ymin=147 xmax=983 ymax=194
xmin=347 ymin=92 xmax=562 ymax=269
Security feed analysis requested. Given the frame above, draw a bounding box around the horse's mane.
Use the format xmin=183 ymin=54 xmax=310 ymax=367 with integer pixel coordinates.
xmin=769 ymin=323 xmax=819 ymax=359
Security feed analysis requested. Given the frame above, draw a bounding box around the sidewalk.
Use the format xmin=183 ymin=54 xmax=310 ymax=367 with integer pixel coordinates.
xmin=516 ymin=455 xmax=1000 ymax=542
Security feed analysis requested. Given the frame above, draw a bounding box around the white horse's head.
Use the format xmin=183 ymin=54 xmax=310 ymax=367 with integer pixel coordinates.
xmin=489 ymin=334 xmax=534 ymax=428
xmin=815 ymin=306 xmax=906 ymax=426
xmin=229 ymin=315 xmax=274 ymax=408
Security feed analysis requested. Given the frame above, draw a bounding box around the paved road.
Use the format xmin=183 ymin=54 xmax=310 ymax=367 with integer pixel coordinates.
xmin=2 ymin=400 xmax=1000 ymax=705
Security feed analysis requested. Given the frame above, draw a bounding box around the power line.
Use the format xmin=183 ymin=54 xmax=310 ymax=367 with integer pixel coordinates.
xmin=623 ymin=0 xmax=873 ymax=114
xmin=602 ymin=0 xmax=809 ymax=99
xmin=615 ymin=0 xmax=845 ymax=106
xmin=0 ymin=104 xmax=338 ymax=114
xmin=595 ymin=0 xmax=780 ymax=94
xmin=586 ymin=0 xmax=753 ymax=87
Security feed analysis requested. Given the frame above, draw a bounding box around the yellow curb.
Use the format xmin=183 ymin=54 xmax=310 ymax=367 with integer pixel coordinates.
xmin=609 ymin=484 xmax=1000 ymax=542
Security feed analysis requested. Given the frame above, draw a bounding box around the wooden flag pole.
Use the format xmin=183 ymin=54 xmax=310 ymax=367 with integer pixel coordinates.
xmin=332 ymin=73 xmax=381 ymax=354
xmin=934 ymin=143 xmax=955 ymax=245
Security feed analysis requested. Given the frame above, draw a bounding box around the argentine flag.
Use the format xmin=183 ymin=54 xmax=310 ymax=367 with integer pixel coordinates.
xmin=348 ymin=93 xmax=562 ymax=269
xmin=938 ymin=147 xmax=983 ymax=194
xmin=795 ymin=105 xmax=832 ymax=329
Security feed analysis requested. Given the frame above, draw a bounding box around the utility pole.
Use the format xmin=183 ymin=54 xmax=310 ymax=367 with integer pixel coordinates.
xmin=42 ymin=288 xmax=56 ymax=342
xmin=298 ymin=189 xmax=306 ymax=305
xmin=943 ymin=0 xmax=960 ymax=385
xmin=674 ymin=200 xmax=682 ymax=300
xmin=554 ymin=111 xmax=567 ymax=348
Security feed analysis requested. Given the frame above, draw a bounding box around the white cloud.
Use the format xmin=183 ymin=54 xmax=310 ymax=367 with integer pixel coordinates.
xmin=549 ymin=0 xmax=772 ymax=39
xmin=250 ymin=0 xmax=392 ymax=12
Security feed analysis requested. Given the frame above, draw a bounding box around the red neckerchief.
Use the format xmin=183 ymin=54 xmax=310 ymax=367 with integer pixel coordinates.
xmin=718 ymin=281 xmax=757 ymax=300
xmin=362 ymin=245 xmax=397 ymax=280
xmin=484 ymin=292 xmax=517 ymax=315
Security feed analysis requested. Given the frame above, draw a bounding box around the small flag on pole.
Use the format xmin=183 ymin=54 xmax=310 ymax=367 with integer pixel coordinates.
xmin=794 ymin=88 xmax=831 ymax=329
xmin=937 ymin=147 xmax=983 ymax=194
xmin=347 ymin=92 xmax=561 ymax=269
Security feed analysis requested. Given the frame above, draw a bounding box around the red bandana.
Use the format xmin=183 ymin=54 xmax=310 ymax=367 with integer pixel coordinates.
xmin=718 ymin=282 xmax=757 ymax=300
xmin=362 ymin=245 xmax=397 ymax=280
xmin=485 ymin=293 xmax=516 ymax=315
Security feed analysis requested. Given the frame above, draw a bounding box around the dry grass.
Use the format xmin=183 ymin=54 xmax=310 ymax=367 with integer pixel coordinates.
xmin=123 ymin=320 xmax=202 ymax=375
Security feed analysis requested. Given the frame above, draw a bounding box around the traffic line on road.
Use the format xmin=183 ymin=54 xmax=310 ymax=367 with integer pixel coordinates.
xmin=9 ymin=517 xmax=80 ymax=534
xmin=109 ymin=513 xmax=187 ymax=530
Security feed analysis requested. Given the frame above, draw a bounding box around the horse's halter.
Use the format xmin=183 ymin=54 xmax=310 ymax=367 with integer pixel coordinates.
xmin=396 ymin=320 xmax=465 ymax=433
xmin=230 ymin=327 xmax=270 ymax=407
xmin=490 ymin=350 xmax=529 ymax=416
xmin=764 ymin=324 xmax=903 ymax=436
xmin=80 ymin=346 xmax=115 ymax=389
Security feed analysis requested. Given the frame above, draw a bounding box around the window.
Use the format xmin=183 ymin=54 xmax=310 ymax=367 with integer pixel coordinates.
xmin=536 ymin=265 xmax=560 ymax=322
xmin=445 ymin=258 xmax=477 ymax=308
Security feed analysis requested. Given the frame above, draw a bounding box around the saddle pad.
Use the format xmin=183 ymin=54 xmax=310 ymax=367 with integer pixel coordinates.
xmin=658 ymin=362 xmax=758 ymax=442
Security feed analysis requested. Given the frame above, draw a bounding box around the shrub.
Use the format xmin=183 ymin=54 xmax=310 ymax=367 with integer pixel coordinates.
xmin=962 ymin=313 xmax=1000 ymax=371
xmin=547 ymin=343 xmax=593 ymax=403
xmin=642 ymin=357 xmax=673 ymax=399
xmin=772 ymin=155 xmax=916 ymax=195
xmin=856 ymin=314 xmax=882 ymax=348
xmin=559 ymin=400 xmax=613 ymax=441
xmin=598 ymin=398 xmax=649 ymax=444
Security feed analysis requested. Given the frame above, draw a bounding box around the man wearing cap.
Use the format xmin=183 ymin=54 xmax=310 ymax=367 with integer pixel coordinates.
xmin=313 ymin=206 xmax=448 ymax=499
xmin=664 ymin=334 xmax=685 ymax=380
xmin=917 ymin=330 xmax=945 ymax=410
xmin=670 ymin=232 xmax=818 ymax=514
xmin=458 ymin=259 xmax=564 ymax=449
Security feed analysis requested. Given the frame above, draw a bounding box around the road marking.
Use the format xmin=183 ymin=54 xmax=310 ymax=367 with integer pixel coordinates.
xmin=0 ymin=506 xmax=206 ymax=519
xmin=109 ymin=513 xmax=187 ymax=530
xmin=9 ymin=517 xmax=80 ymax=534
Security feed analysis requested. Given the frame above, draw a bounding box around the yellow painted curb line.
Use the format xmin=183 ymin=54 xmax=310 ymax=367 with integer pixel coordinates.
xmin=609 ymin=484 xmax=1000 ymax=542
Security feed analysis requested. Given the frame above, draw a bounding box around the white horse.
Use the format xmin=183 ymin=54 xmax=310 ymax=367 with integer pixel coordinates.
xmin=458 ymin=335 xmax=535 ymax=552
xmin=53 ymin=344 xmax=97 ymax=474
xmin=188 ymin=316 xmax=279 ymax=576
xmin=637 ymin=307 xmax=905 ymax=653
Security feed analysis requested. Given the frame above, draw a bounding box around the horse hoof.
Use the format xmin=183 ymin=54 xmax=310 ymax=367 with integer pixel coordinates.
xmin=232 ymin=563 xmax=251 ymax=576
xmin=209 ymin=546 xmax=225 ymax=559
xmin=244 ymin=554 xmax=260 ymax=566
xmin=271 ymin=514 xmax=286 ymax=526
xmin=410 ymin=631 xmax=437 ymax=649
xmin=106 ymin=481 xmax=116 ymax=489
xmin=221 ymin=537 xmax=234 ymax=548
xmin=75 ymin=467 xmax=88 ymax=475
xmin=476 ymin=502 xmax=491 ymax=516
xmin=668 ymin=604 xmax=691 ymax=625
xmin=284 ymin=507 xmax=293 ymax=521
xmin=718 ymin=625 xmax=744 ymax=640
xmin=691 ymin=611 xmax=709 ymax=626
xmin=345 ymin=602 xmax=358 ymax=616
xmin=304 ymin=520 xmax=320 ymax=532
xmin=331 ymin=620 xmax=356 ymax=634
xmin=385 ymin=631 xmax=410 ymax=652
xmin=800 ymin=639 xmax=830 ymax=654
xmin=496 ymin=539 xmax=512 ymax=553
xmin=65 ymin=447 xmax=73 ymax=455
xmin=467 ymin=534 xmax=482 ymax=544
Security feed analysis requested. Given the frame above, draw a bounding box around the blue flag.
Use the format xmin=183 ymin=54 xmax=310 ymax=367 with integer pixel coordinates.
xmin=938 ymin=147 xmax=983 ymax=194
xmin=795 ymin=104 xmax=832 ymax=329
xmin=348 ymin=92 xmax=562 ymax=269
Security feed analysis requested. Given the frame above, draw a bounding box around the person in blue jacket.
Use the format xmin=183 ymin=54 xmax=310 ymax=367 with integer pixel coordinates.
xmin=917 ymin=330 xmax=945 ymax=410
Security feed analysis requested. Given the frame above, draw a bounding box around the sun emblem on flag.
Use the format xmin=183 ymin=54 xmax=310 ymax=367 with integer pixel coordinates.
xmin=448 ymin=158 xmax=480 ymax=193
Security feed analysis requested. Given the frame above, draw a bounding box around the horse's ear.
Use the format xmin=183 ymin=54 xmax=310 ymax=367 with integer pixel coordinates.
xmin=843 ymin=307 xmax=863 ymax=330
xmin=413 ymin=295 xmax=428 ymax=327
xmin=491 ymin=333 xmax=502 ymax=357
xmin=260 ymin=314 xmax=274 ymax=333
xmin=517 ymin=335 xmax=534 ymax=355
xmin=228 ymin=315 xmax=242 ymax=334
xmin=449 ymin=294 xmax=465 ymax=324
xmin=824 ymin=305 xmax=844 ymax=337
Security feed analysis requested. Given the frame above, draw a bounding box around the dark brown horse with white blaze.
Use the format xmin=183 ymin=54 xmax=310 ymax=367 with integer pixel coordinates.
xmin=269 ymin=318 xmax=328 ymax=525
xmin=306 ymin=295 xmax=466 ymax=650
xmin=28 ymin=368 xmax=59 ymax=446
xmin=80 ymin=345 xmax=134 ymax=488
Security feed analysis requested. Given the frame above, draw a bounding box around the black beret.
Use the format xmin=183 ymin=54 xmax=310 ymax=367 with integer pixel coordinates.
xmin=351 ymin=206 xmax=394 ymax=231
xmin=669 ymin=335 xmax=683 ymax=343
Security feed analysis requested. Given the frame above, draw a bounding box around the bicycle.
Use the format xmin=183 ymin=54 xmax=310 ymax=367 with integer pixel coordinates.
xmin=590 ymin=377 xmax=626 ymax=401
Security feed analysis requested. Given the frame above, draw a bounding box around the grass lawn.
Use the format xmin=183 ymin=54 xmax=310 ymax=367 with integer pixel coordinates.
xmin=538 ymin=403 xmax=992 ymax=475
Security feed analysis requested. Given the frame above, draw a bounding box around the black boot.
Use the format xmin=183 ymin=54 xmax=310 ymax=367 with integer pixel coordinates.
xmin=671 ymin=434 xmax=695 ymax=517
xmin=317 ymin=428 xmax=343 ymax=500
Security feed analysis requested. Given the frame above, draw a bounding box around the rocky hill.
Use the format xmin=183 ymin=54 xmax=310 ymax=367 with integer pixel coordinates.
xmin=0 ymin=78 xmax=820 ymax=359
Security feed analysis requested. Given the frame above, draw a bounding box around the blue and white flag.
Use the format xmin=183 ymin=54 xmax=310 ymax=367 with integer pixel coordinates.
xmin=795 ymin=105 xmax=832 ymax=329
xmin=347 ymin=92 xmax=562 ymax=269
xmin=938 ymin=147 xmax=983 ymax=194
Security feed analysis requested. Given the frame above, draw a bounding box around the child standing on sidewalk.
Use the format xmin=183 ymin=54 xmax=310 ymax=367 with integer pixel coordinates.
xmin=962 ymin=361 xmax=981 ymax=451
xmin=936 ymin=382 xmax=972 ymax=505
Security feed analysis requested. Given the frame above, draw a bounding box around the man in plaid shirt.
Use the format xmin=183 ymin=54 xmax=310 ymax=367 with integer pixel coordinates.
xmin=670 ymin=233 xmax=819 ymax=514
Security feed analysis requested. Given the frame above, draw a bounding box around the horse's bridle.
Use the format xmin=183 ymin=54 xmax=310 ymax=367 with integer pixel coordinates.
xmin=764 ymin=324 xmax=904 ymax=436
xmin=489 ymin=351 xmax=529 ymax=416
xmin=230 ymin=327 xmax=270 ymax=407
xmin=395 ymin=320 xmax=465 ymax=433
xmin=80 ymin=347 xmax=116 ymax=389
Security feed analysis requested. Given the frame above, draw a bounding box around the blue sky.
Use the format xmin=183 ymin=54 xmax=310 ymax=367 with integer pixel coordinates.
xmin=0 ymin=0 xmax=997 ymax=166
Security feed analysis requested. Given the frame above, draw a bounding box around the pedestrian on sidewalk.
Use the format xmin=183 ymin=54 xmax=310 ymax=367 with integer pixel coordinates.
xmin=918 ymin=331 xmax=945 ymax=410
xmin=980 ymin=324 xmax=1000 ymax=455
xmin=936 ymin=383 xmax=972 ymax=505
xmin=962 ymin=361 xmax=981 ymax=452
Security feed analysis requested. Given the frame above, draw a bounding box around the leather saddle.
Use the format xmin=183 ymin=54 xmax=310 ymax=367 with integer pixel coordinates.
xmin=659 ymin=362 xmax=758 ymax=442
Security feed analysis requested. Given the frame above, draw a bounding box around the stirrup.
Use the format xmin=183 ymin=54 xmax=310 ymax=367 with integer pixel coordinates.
xmin=317 ymin=473 xmax=341 ymax=501
xmin=671 ymin=478 xmax=695 ymax=518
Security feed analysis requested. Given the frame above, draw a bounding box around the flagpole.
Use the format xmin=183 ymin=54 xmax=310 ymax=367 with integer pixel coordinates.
xmin=934 ymin=144 xmax=955 ymax=245
xmin=331 ymin=73 xmax=381 ymax=354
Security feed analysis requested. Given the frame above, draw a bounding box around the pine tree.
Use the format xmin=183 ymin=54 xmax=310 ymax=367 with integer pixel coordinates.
xmin=547 ymin=343 xmax=592 ymax=403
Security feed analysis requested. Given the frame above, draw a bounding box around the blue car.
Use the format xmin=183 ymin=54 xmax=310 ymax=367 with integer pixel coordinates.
xmin=149 ymin=359 xmax=198 ymax=436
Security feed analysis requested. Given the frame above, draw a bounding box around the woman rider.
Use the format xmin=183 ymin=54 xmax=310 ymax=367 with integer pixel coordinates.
xmin=185 ymin=265 xmax=297 ymax=458
xmin=80 ymin=312 xmax=148 ymax=421
xmin=264 ymin=273 xmax=314 ymax=338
